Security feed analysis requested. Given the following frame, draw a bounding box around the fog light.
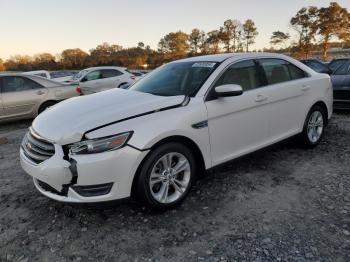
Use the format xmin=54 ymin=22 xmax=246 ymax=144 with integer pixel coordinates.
xmin=72 ymin=183 xmax=113 ymax=197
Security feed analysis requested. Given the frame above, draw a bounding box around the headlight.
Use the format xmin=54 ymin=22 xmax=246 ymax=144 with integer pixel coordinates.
xmin=69 ymin=132 xmax=132 ymax=155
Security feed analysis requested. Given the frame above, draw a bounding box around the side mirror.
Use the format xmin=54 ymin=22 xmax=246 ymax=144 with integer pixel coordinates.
xmin=215 ymin=84 xmax=243 ymax=97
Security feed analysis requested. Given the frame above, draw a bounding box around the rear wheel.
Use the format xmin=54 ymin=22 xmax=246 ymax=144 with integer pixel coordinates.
xmin=300 ymin=105 xmax=326 ymax=147
xmin=38 ymin=101 xmax=57 ymax=114
xmin=134 ymin=142 xmax=196 ymax=210
xmin=118 ymin=82 xmax=129 ymax=89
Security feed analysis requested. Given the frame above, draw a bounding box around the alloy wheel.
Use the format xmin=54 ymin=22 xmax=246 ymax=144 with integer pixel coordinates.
xmin=307 ymin=110 xmax=324 ymax=143
xmin=149 ymin=152 xmax=191 ymax=204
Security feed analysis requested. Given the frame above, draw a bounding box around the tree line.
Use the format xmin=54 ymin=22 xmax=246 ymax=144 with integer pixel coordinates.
xmin=0 ymin=2 xmax=349 ymax=72
xmin=0 ymin=18 xmax=258 ymax=72
xmin=269 ymin=2 xmax=350 ymax=59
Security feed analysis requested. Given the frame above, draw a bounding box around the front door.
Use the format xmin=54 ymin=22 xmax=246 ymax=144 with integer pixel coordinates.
xmin=205 ymin=59 xmax=269 ymax=166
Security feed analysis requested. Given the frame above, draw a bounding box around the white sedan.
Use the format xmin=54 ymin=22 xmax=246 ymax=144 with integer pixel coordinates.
xmin=20 ymin=53 xmax=333 ymax=210
xmin=73 ymin=66 xmax=136 ymax=95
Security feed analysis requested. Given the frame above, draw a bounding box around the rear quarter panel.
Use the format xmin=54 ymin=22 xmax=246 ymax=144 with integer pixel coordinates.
xmin=306 ymin=73 xmax=333 ymax=121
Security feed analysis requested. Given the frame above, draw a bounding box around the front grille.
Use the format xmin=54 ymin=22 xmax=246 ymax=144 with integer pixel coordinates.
xmin=334 ymin=90 xmax=350 ymax=100
xmin=21 ymin=129 xmax=55 ymax=164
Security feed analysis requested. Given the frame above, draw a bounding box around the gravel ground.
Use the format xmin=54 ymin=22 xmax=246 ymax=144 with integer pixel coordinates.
xmin=0 ymin=113 xmax=349 ymax=262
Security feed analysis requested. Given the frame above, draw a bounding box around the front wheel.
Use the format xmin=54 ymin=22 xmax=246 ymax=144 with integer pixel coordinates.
xmin=134 ymin=142 xmax=196 ymax=210
xmin=300 ymin=105 xmax=326 ymax=147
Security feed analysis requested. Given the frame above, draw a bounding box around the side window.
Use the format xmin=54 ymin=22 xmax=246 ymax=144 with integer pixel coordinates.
xmin=83 ymin=70 xmax=102 ymax=81
xmin=35 ymin=73 xmax=48 ymax=78
xmin=287 ymin=63 xmax=306 ymax=80
xmin=101 ymin=69 xmax=123 ymax=78
xmin=334 ymin=61 xmax=350 ymax=75
xmin=259 ymin=59 xmax=291 ymax=85
xmin=329 ymin=60 xmax=345 ymax=72
xmin=2 ymin=76 xmax=42 ymax=93
xmin=307 ymin=61 xmax=326 ymax=73
xmin=214 ymin=60 xmax=261 ymax=91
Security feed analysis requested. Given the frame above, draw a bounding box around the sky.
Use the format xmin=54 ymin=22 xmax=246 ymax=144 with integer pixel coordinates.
xmin=0 ymin=0 xmax=349 ymax=59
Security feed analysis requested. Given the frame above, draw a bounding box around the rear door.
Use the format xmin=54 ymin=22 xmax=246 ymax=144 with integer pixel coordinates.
xmin=100 ymin=69 xmax=124 ymax=90
xmin=257 ymin=58 xmax=310 ymax=141
xmin=79 ymin=70 xmax=103 ymax=94
xmin=2 ymin=76 xmax=48 ymax=118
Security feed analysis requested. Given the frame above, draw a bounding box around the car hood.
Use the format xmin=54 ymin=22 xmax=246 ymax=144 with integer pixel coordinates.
xmin=32 ymin=88 xmax=185 ymax=145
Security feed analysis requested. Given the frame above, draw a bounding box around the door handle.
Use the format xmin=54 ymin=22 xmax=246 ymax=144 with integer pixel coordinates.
xmin=301 ymin=85 xmax=311 ymax=91
xmin=36 ymin=90 xmax=45 ymax=95
xmin=255 ymin=94 xmax=268 ymax=102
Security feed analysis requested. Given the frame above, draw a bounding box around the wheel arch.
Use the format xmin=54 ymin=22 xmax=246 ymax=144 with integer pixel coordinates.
xmin=38 ymin=100 xmax=58 ymax=115
xmin=311 ymin=100 xmax=329 ymax=126
xmin=118 ymin=82 xmax=128 ymax=88
xmin=130 ymin=135 xmax=206 ymax=197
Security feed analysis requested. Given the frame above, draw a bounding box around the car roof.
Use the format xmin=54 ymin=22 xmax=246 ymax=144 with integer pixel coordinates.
xmin=176 ymin=52 xmax=296 ymax=63
xmin=0 ymin=73 xmax=70 ymax=86
xmin=330 ymin=58 xmax=350 ymax=62
xmin=85 ymin=66 xmax=127 ymax=71
xmin=23 ymin=70 xmax=49 ymax=74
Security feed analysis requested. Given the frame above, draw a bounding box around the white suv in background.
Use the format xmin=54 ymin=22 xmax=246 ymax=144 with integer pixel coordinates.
xmin=20 ymin=53 xmax=333 ymax=210
xmin=74 ymin=66 xmax=136 ymax=95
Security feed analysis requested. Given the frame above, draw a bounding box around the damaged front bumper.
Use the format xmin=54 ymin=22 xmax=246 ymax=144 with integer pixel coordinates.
xmin=20 ymin=142 xmax=149 ymax=203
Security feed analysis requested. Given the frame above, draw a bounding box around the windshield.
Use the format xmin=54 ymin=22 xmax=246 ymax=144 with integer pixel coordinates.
xmin=129 ymin=61 xmax=218 ymax=96
xmin=73 ymin=69 xmax=88 ymax=80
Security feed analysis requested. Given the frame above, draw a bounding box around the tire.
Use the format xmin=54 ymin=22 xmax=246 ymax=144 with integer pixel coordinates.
xmin=134 ymin=142 xmax=196 ymax=210
xmin=118 ymin=82 xmax=128 ymax=89
xmin=38 ymin=101 xmax=57 ymax=114
xmin=300 ymin=105 xmax=326 ymax=148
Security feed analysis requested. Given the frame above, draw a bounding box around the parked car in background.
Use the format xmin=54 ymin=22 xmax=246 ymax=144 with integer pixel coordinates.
xmin=50 ymin=71 xmax=76 ymax=83
xmin=23 ymin=70 xmax=76 ymax=83
xmin=0 ymin=74 xmax=78 ymax=122
xmin=300 ymin=59 xmax=332 ymax=74
xmin=73 ymin=66 xmax=136 ymax=95
xmin=128 ymin=71 xmax=145 ymax=81
xmin=20 ymin=53 xmax=332 ymax=210
xmin=330 ymin=59 xmax=350 ymax=109
xmin=328 ymin=58 xmax=350 ymax=73
xmin=23 ymin=70 xmax=51 ymax=79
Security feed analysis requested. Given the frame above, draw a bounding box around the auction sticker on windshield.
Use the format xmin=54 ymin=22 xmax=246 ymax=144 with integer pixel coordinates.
xmin=192 ymin=62 xmax=216 ymax=68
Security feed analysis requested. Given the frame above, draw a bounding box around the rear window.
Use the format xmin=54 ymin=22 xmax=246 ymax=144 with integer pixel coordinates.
xmin=259 ymin=59 xmax=306 ymax=85
xmin=101 ymin=69 xmax=123 ymax=78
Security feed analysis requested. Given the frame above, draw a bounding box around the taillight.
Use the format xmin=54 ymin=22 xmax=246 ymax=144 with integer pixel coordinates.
xmin=76 ymin=86 xmax=81 ymax=94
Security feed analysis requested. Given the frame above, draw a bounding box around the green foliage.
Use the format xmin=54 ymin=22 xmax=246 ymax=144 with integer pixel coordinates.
xmin=242 ymin=19 xmax=258 ymax=52
xmin=270 ymin=31 xmax=290 ymax=47
xmin=158 ymin=31 xmax=189 ymax=60
xmin=220 ymin=19 xmax=243 ymax=52
xmin=316 ymin=2 xmax=350 ymax=59
xmin=2 ymin=1 xmax=348 ymax=71
xmin=0 ymin=58 xmax=5 ymax=71
xmin=189 ymin=29 xmax=206 ymax=54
